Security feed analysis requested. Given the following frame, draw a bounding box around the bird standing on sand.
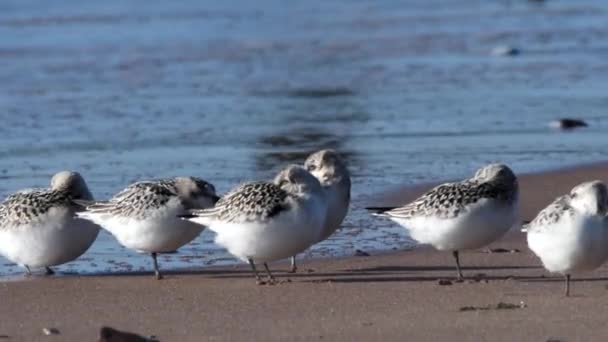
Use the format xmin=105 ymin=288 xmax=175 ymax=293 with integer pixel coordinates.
xmin=289 ymin=149 xmax=351 ymax=273
xmin=183 ymin=165 xmax=326 ymax=284
xmin=524 ymin=181 xmax=608 ymax=296
xmin=76 ymin=177 xmax=219 ymax=279
xmin=0 ymin=171 xmax=100 ymax=275
xmin=368 ymin=163 xmax=519 ymax=280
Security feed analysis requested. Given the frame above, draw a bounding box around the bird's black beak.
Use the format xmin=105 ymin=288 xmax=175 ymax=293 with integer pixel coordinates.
xmin=211 ymin=194 xmax=221 ymax=204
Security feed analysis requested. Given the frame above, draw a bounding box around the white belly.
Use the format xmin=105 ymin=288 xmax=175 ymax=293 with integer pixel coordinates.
xmin=0 ymin=207 xmax=100 ymax=267
xmin=78 ymin=201 xmax=204 ymax=253
xmin=316 ymin=185 xmax=349 ymax=243
xmin=210 ymin=199 xmax=325 ymax=263
xmin=392 ymin=199 xmax=518 ymax=251
xmin=527 ymin=215 xmax=608 ymax=274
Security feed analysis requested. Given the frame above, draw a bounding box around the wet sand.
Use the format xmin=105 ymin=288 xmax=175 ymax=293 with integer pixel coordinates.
xmin=2 ymin=162 xmax=608 ymax=341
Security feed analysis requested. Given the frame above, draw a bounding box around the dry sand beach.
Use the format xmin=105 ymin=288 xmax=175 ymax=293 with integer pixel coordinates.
xmin=1 ymin=162 xmax=608 ymax=341
xmin=2 ymin=0 xmax=608 ymax=341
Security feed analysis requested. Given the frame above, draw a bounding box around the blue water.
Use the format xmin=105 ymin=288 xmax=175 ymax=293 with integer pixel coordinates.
xmin=1 ymin=0 xmax=608 ymax=276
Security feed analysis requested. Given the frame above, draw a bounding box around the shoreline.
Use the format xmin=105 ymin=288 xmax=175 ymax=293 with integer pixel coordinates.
xmin=2 ymin=161 xmax=608 ymax=341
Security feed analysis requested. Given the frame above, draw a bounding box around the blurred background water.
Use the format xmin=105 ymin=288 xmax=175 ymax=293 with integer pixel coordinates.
xmin=1 ymin=0 xmax=607 ymax=276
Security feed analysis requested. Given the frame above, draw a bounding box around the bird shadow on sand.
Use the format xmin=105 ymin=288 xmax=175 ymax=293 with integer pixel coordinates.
xmin=348 ymin=265 xmax=540 ymax=272
xmin=21 ymin=269 xmax=608 ymax=287
xmin=298 ymin=269 xmax=544 ymax=284
xmin=15 ymin=268 xmax=254 ymax=279
xmin=16 ymin=264 xmax=591 ymax=286
xmin=196 ymin=264 xmax=544 ymax=283
xmin=518 ymin=276 xmax=608 ymax=283
xmin=300 ymin=268 xmax=608 ymax=285
xmin=300 ymin=275 xmax=520 ymax=284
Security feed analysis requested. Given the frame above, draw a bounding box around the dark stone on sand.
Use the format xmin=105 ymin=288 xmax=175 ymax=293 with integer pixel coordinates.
xmin=287 ymin=87 xmax=355 ymax=98
xmin=487 ymin=248 xmax=509 ymax=253
xmin=98 ymin=326 xmax=154 ymax=342
xmin=437 ymin=279 xmax=453 ymax=286
xmin=354 ymin=249 xmax=370 ymax=257
xmin=459 ymin=301 xmax=525 ymax=312
xmin=495 ymin=302 xmax=523 ymax=310
xmin=491 ymin=46 xmax=520 ymax=57
xmin=42 ymin=328 xmax=60 ymax=336
xmin=466 ymin=278 xmax=488 ymax=284
xmin=549 ymin=118 xmax=588 ymax=130
xmin=487 ymin=248 xmax=521 ymax=253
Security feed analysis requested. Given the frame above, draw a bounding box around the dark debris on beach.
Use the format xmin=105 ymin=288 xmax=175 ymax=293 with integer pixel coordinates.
xmin=459 ymin=301 xmax=527 ymax=312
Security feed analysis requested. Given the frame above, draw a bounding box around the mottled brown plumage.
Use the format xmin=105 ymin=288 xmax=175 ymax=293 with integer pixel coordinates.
xmin=0 ymin=189 xmax=76 ymax=227
xmin=81 ymin=177 xmax=217 ymax=220
xmin=373 ymin=163 xmax=518 ymax=220
xmin=191 ymin=182 xmax=290 ymax=224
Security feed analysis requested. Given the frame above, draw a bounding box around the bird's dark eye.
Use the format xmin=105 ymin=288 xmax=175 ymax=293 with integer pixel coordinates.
xmin=308 ymin=164 xmax=317 ymax=171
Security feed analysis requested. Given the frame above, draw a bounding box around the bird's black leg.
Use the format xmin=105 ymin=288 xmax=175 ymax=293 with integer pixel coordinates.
xmin=453 ymin=250 xmax=464 ymax=281
xmin=248 ymin=258 xmax=264 ymax=285
xmin=263 ymin=262 xmax=276 ymax=284
xmin=289 ymin=256 xmax=297 ymax=273
xmin=152 ymin=252 xmax=163 ymax=280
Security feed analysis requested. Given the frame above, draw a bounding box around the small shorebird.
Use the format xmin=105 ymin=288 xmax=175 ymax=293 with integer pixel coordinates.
xmin=183 ymin=165 xmax=326 ymax=284
xmin=524 ymin=181 xmax=608 ymax=296
xmin=0 ymin=171 xmax=100 ymax=275
xmin=289 ymin=149 xmax=351 ymax=273
xmin=368 ymin=163 xmax=519 ymax=280
xmin=76 ymin=177 xmax=219 ymax=279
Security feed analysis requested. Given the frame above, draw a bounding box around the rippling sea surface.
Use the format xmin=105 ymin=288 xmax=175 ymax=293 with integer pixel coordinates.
xmin=1 ymin=0 xmax=607 ymax=276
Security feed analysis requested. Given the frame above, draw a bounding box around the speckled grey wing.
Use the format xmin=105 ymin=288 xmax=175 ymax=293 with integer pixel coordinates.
xmin=189 ymin=182 xmax=290 ymax=223
xmin=377 ymin=181 xmax=500 ymax=220
xmin=0 ymin=189 xmax=74 ymax=227
xmin=525 ymin=195 xmax=572 ymax=233
xmin=83 ymin=181 xmax=178 ymax=219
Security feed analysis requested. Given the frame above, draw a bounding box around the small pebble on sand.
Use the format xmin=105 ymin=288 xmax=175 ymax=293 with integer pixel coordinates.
xmin=549 ymin=118 xmax=588 ymax=130
xmin=42 ymin=328 xmax=60 ymax=336
xmin=491 ymin=46 xmax=520 ymax=57
xmin=354 ymin=250 xmax=370 ymax=257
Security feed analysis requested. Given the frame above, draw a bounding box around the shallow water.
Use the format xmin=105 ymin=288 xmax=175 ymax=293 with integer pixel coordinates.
xmin=1 ymin=0 xmax=608 ymax=276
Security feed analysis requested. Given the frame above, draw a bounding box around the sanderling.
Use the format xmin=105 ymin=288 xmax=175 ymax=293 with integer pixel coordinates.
xmin=368 ymin=163 xmax=519 ymax=280
xmin=289 ymin=149 xmax=351 ymax=272
xmin=524 ymin=181 xmax=608 ymax=296
xmin=183 ymin=165 xmax=326 ymax=284
xmin=0 ymin=171 xmax=100 ymax=275
xmin=76 ymin=177 xmax=219 ymax=279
